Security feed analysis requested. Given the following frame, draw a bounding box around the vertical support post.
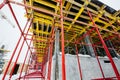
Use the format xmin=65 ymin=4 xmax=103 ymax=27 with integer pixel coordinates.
xmin=47 ymin=42 xmax=54 ymax=80
xmin=59 ymin=0 xmax=66 ymax=80
xmin=89 ymin=36 xmax=105 ymax=78
xmin=8 ymin=3 xmax=32 ymax=53
xmin=2 ymin=32 xmax=22 ymax=79
xmin=9 ymin=18 xmax=32 ymax=79
xmin=19 ymin=36 xmax=33 ymax=79
xmin=2 ymin=9 xmax=31 ymax=80
xmin=87 ymin=10 xmax=120 ymax=78
xmin=75 ymin=44 xmax=82 ymax=80
xmin=47 ymin=22 xmax=55 ymax=80
xmin=0 ymin=0 xmax=6 ymax=9
xmin=25 ymin=51 xmax=32 ymax=75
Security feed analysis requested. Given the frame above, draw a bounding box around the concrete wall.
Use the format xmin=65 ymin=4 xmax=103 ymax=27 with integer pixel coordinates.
xmin=54 ymin=54 xmax=120 ymax=80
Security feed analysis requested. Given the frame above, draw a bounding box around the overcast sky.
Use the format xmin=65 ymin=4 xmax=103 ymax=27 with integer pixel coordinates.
xmin=0 ymin=0 xmax=120 ymax=63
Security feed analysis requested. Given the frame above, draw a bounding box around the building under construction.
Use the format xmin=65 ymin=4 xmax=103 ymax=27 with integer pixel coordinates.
xmin=0 ymin=0 xmax=120 ymax=80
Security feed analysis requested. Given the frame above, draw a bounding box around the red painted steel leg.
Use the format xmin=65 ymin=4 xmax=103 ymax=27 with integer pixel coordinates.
xmin=87 ymin=10 xmax=120 ymax=78
xmin=2 ymin=3 xmax=32 ymax=79
xmin=25 ymin=53 xmax=32 ymax=75
xmin=0 ymin=0 xmax=6 ymax=9
xmin=9 ymin=19 xmax=32 ymax=79
xmin=9 ymin=36 xmax=26 ymax=79
xmin=8 ymin=3 xmax=33 ymax=53
xmin=47 ymin=42 xmax=54 ymax=80
xmin=89 ymin=36 xmax=105 ymax=78
xmin=60 ymin=0 xmax=66 ymax=80
xmin=2 ymin=33 xmax=22 ymax=79
xmin=2 ymin=14 xmax=29 ymax=80
xmin=47 ymin=23 xmax=55 ymax=80
xmin=75 ymin=44 xmax=82 ymax=80
xmin=18 ymin=36 xmax=33 ymax=79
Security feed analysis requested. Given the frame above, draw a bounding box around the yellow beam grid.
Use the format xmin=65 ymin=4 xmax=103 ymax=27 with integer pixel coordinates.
xmin=65 ymin=1 xmax=89 ymax=46
xmin=26 ymin=0 xmax=120 ymax=62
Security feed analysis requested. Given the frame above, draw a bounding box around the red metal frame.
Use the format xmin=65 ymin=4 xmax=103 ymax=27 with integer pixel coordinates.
xmin=18 ymin=28 xmax=33 ymax=79
xmin=89 ymin=36 xmax=105 ymax=78
xmin=60 ymin=0 xmax=66 ymax=80
xmin=1 ymin=0 xmax=120 ymax=80
xmin=9 ymin=19 xmax=32 ymax=79
xmin=2 ymin=7 xmax=30 ymax=80
xmin=0 ymin=0 xmax=6 ymax=9
xmin=75 ymin=44 xmax=83 ymax=80
xmin=87 ymin=9 xmax=120 ymax=79
xmin=47 ymin=19 xmax=55 ymax=80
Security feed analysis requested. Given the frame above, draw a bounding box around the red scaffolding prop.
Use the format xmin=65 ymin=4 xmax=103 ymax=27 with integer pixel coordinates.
xmin=87 ymin=9 xmax=120 ymax=79
xmin=1 ymin=0 xmax=120 ymax=80
xmin=75 ymin=44 xmax=83 ymax=80
xmin=60 ymin=0 xmax=66 ymax=80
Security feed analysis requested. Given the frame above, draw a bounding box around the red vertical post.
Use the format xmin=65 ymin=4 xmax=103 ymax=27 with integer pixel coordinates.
xmin=8 ymin=3 xmax=32 ymax=53
xmin=9 ymin=19 xmax=32 ymax=79
xmin=60 ymin=0 xmax=66 ymax=80
xmin=19 ymin=36 xmax=33 ymax=79
xmin=2 ymin=3 xmax=33 ymax=79
xmin=0 ymin=0 xmax=6 ymax=9
xmin=75 ymin=44 xmax=82 ymax=80
xmin=25 ymin=52 xmax=32 ymax=75
xmin=2 ymin=7 xmax=30 ymax=80
xmin=47 ymin=22 xmax=55 ymax=80
xmin=9 ymin=37 xmax=25 ymax=79
xmin=47 ymin=41 xmax=54 ymax=80
xmin=87 ymin=10 xmax=120 ymax=78
xmin=89 ymin=36 xmax=105 ymax=78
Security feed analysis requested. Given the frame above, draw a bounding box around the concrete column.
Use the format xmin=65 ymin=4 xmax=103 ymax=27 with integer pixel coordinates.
xmin=52 ymin=29 xmax=59 ymax=80
xmin=84 ymin=34 xmax=95 ymax=57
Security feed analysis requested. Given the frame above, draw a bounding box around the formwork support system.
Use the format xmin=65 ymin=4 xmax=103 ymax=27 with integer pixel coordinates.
xmin=2 ymin=2 xmax=33 ymax=79
xmin=47 ymin=31 xmax=55 ymax=80
xmin=59 ymin=0 xmax=66 ymax=80
xmin=89 ymin=35 xmax=105 ymax=78
xmin=0 ymin=0 xmax=6 ymax=9
xmin=18 ymin=34 xmax=33 ymax=79
xmin=75 ymin=44 xmax=82 ymax=80
xmin=9 ymin=18 xmax=33 ymax=79
xmin=87 ymin=9 xmax=120 ymax=79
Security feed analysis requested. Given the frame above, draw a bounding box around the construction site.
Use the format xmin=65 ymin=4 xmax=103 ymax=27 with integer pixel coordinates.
xmin=0 ymin=0 xmax=120 ymax=80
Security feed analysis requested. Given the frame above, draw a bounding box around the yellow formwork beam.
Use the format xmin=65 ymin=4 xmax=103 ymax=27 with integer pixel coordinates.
xmin=64 ymin=1 xmax=72 ymax=17
xmin=89 ymin=2 xmax=100 ymax=10
xmin=30 ymin=28 xmax=50 ymax=35
xmin=34 ymin=18 xmax=52 ymax=25
xmin=104 ymin=12 xmax=116 ymax=20
xmin=34 ymin=43 xmax=46 ymax=46
xmin=67 ymin=1 xmax=89 ymax=32
xmin=34 ymin=12 xmax=53 ymax=20
xmin=65 ymin=2 xmax=71 ymax=11
xmin=34 ymin=0 xmax=56 ymax=9
xmin=35 ymin=46 xmax=46 ymax=49
xmin=34 ymin=38 xmax=48 ymax=42
xmin=65 ymin=29 xmax=85 ymax=46
xmin=66 ymin=5 xmax=105 ymax=45
xmin=113 ymin=10 xmax=120 ymax=17
xmin=67 ymin=7 xmax=84 ymax=32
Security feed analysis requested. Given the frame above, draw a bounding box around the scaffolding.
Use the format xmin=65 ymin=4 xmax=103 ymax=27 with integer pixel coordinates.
xmin=0 ymin=0 xmax=120 ymax=80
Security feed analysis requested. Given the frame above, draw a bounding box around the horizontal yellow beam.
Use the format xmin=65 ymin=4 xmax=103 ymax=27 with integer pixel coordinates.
xmin=30 ymin=28 xmax=50 ymax=35
xmin=34 ymin=0 xmax=56 ymax=9
xmin=34 ymin=12 xmax=53 ymax=20
xmin=67 ymin=7 xmax=84 ymax=32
